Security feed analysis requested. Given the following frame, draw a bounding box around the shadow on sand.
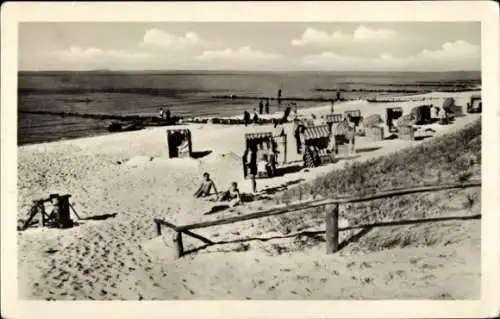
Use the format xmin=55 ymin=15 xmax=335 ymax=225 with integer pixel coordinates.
xmin=191 ymin=150 xmax=213 ymax=159
xmin=260 ymin=178 xmax=305 ymax=195
xmin=355 ymin=146 xmax=381 ymax=154
xmin=80 ymin=213 xmax=118 ymax=221
xmin=414 ymin=135 xmax=433 ymax=141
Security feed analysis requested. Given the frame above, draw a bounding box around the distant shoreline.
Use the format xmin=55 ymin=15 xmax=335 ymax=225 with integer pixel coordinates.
xmin=18 ymin=70 xmax=482 ymax=76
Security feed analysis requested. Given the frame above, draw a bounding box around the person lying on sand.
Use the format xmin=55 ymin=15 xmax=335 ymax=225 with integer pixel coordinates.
xmin=194 ymin=172 xmax=219 ymax=199
xmin=217 ymin=182 xmax=242 ymax=207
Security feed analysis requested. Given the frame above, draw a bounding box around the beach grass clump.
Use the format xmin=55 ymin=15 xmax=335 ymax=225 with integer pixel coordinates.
xmin=257 ymin=119 xmax=481 ymax=247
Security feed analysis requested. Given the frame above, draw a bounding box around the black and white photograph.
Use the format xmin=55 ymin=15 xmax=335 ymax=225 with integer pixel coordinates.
xmin=1 ymin=2 xmax=499 ymax=319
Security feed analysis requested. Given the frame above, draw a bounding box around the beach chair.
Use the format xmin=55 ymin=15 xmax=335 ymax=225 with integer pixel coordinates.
xmin=467 ymin=95 xmax=482 ymax=113
xmin=325 ymin=113 xmax=343 ymax=131
xmin=243 ymin=132 xmax=274 ymax=178
xmin=411 ymin=105 xmax=432 ymax=125
xmin=344 ymin=110 xmax=363 ymax=127
xmin=398 ymin=125 xmax=415 ymax=141
xmin=302 ymin=125 xmax=331 ymax=167
xmin=331 ymin=121 xmax=349 ymax=145
xmin=365 ymin=125 xmax=384 ymax=141
xmin=166 ymin=129 xmax=192 ymax=158
xmin=386 ymin=107 xmax=403 ymax=129
xmin=317 ymin=148 xmax=334 ymax=165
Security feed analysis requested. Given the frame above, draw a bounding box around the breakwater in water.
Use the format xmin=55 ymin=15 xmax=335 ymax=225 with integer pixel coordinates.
xmin=19 ymin=110 xmax=183 ymax=126
xmin=212 ymin=95 xmax=346 ymax=102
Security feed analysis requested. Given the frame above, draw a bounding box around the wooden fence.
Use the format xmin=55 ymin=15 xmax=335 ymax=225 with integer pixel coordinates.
xmin=154 ymin=180 xmax=481 ymax=258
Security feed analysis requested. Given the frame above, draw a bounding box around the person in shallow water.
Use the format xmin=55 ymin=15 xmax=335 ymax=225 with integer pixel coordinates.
xmin=194 ymin=172 xmax=219 ymax=198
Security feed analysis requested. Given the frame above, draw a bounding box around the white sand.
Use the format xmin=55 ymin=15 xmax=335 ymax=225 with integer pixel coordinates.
xmin=17 ymin=91 xmax=481 ymax=300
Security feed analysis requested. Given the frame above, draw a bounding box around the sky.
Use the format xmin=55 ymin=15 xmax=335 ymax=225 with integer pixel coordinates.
xmin=18 ymin=22 xmax=481 ymax=72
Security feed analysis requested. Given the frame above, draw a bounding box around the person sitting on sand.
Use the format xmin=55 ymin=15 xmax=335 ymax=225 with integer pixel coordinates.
xmin=194 ymin=172 xmax=219 ymax=198
xmin=218 ymin=182 xmax=242 ymax=207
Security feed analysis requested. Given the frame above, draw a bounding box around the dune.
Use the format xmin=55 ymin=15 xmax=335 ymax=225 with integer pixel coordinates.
xmin=17 ymin=90 xmax=481 ymax=300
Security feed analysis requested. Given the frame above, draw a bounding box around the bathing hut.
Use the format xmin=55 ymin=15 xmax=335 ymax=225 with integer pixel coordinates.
xmin=344 ymin=110 xmax=363 ymax=126
xmin=302 ymin=125 xmax=334 ymax=168
xmin=386 ymin=107 xmax=403 ymax=130
xmin=467 ymin=95 xmax=482 ymax=113
xmin=166 ymin=128 xmax=192 ymax=158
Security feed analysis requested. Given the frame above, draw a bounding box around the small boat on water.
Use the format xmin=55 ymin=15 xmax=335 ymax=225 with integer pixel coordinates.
xmin=107 ymin=121 xmax=144 ymax=132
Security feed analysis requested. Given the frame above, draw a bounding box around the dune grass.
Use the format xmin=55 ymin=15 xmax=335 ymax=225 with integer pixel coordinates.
xmin=256 ymin=119 xmax=481 ymax=250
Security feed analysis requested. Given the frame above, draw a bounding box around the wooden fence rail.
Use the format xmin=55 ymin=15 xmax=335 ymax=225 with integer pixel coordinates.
xmin=154 ymin=180 xmax=481 ymax=258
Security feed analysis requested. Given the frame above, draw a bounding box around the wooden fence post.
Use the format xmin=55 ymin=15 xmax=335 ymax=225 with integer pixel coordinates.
xmin=173 ymin=231 xmax=184 ymax=258
xmin=283 ymin=135 xmax=287 ymax=164
xmin=325 ymin=203 xmax=339 ymax=254
xmin=40 ymin=204 xmax=45 ymax=227
xmin=156 ymin=220 xmax=162 ymax=236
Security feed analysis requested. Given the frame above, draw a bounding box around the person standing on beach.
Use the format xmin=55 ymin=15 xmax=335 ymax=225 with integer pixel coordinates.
xmin=259 ymin=100 xmax=264 ymax=115
xmin=159 ymin=108 xmax=165 ymax=119
xmin=330 ymin=100 xmax=334 ymax=113
xmin=247 ymin=146 xmax=258 ymax=193
xmin=294 ymin=120 xmax=304 ymax=154
xmin=277 ymin=88 xmax=282 ymax=108
xmin=346 ymin=121 xmax=356 ymax=156
xmin=243 ymin=110 xmax=250 ymax=126
xmin=274 ymin=120 xmax=287 ymax=164
xmin=253 ymin=109 xmax=259 ymax=124
xmin=265 ymin=99 xmax=270 ymax=114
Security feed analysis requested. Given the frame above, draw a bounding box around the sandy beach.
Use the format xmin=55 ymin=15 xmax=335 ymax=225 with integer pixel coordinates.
xmin=17 ymin=90 xmax=481 ymax=300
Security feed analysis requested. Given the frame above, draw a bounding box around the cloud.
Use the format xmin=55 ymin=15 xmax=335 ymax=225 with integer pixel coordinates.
xmin=300 ymin=40 xmax=480 ymax=71
xmin=291 ymin=27 xmax=344 ymax=46
xmin=419 ymin=40 xmax=479 ymax=59
xmin=353 ymin=26 xmax=396 ymax=40
xmin=291 ymin=26 xmax=397 ymax=46
xmin=140 ymin=28 xmax=206 ymax=49
xmin=195 ymin=46 xmax=283 ymax=61
xmin=53 ymin=46 xmax=150 ymax=60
